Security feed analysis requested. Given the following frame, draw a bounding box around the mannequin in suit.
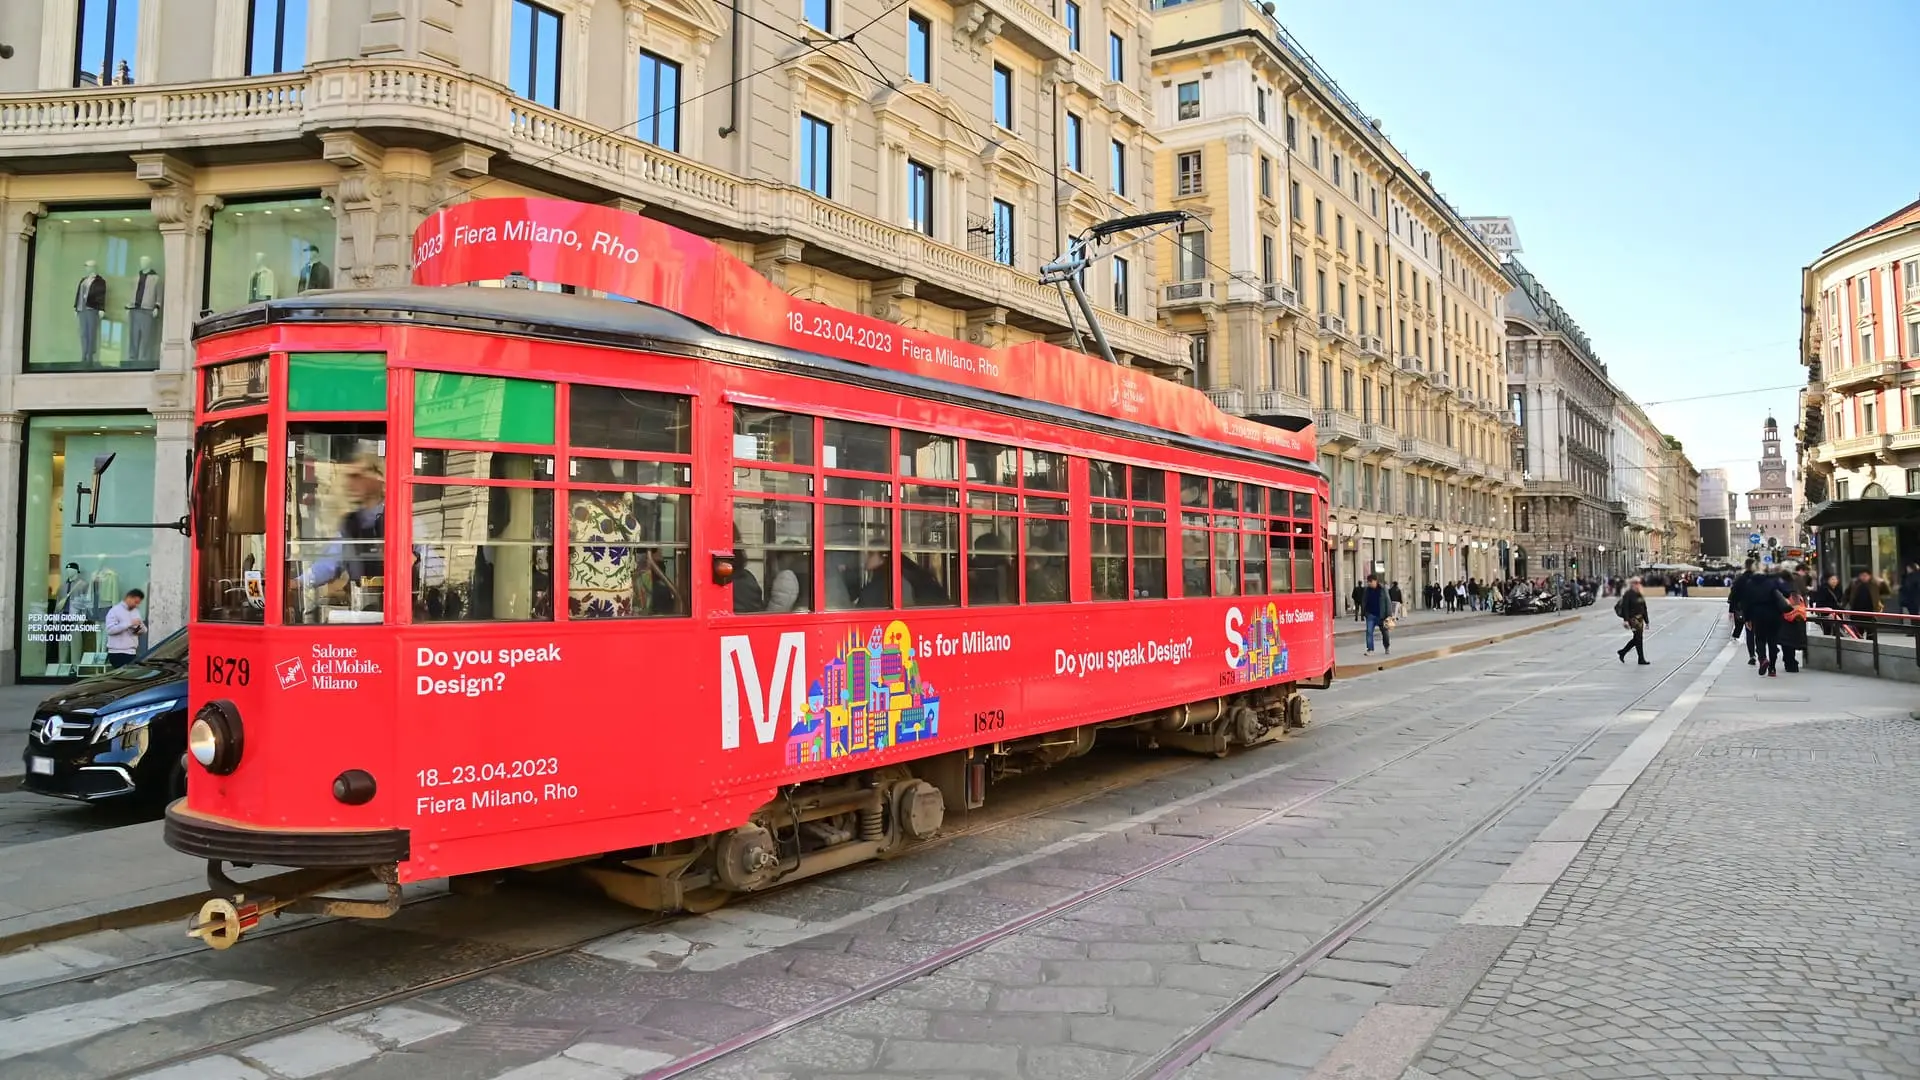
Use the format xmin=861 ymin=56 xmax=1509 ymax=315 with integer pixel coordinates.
xmin=248 ymin=252 xmax=276 ymax=302
xmin=126 ymin=255 xmax=161 ymax=366
xmin=298 ymin=243 xmax=332 ymax=291
xmin=75 ymin=259 xmax=106 ymax=365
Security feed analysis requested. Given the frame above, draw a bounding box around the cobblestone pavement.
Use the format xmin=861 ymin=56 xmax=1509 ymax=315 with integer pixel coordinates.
xmin=1412 ymin=647 xmax=1920 ymax=1080
xmin=0 ymin=603 xmax=1779 ymax=1080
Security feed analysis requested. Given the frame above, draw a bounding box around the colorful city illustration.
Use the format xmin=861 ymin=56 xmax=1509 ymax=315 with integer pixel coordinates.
xmin=788 ymin=621 xmax=941 ymax=764
xmin=1232 ymin=602 xmax=1289 ymax=684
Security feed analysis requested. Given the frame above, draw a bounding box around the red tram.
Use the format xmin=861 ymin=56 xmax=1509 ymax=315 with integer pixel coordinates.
xmin=165 ymin=199 xmax=1332 ymax=945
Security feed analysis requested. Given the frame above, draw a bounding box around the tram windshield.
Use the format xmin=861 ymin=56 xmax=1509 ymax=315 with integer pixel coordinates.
xmin=194 ymin=416 xmax=269 ymax=623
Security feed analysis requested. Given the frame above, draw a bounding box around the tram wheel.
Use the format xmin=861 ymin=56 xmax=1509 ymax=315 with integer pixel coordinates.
xmin=680 ymin=886 xmax=731 ymax=914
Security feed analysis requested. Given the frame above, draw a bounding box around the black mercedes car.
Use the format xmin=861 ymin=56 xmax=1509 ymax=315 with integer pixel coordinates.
xmin=21 ymin=630 xmax=188 ymax=805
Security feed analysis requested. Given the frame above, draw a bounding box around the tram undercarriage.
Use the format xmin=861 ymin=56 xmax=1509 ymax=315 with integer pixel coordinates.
xmin=184 ymin=683 xmax=1310 ymax=945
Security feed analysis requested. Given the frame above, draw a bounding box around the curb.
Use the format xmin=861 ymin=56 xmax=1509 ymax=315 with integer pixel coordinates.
xmin=1333 ymin=613 xmax=1582 ymax=680
xmin=0 ymin=888 xmax=214 ymax=955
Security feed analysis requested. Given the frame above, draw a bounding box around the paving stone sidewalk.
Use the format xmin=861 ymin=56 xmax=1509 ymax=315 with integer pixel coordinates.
xmin=1414 ymin=663 xmax=1920 ymax=1080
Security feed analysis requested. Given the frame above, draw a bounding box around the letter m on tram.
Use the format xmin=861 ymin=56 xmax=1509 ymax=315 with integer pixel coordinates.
xmin=719 ymin=633 xmax=806 ymax=749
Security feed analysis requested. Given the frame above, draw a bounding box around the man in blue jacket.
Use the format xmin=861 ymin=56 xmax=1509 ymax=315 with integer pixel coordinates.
xmin=1362 ymin=574 xmax=1391 ymax=656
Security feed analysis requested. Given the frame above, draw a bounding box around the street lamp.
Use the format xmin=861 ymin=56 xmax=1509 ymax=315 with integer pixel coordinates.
xmin=1598 ymin=544 xmax=1607 ymax=581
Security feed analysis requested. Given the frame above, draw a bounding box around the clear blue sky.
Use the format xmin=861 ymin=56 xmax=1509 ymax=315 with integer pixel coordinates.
xmin=1275 ymin=0 xmax=1920 ymax=506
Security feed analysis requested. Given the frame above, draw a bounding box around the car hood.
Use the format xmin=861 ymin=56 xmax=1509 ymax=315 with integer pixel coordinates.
xmin=36 ymin=664 xmax=189 ymax=714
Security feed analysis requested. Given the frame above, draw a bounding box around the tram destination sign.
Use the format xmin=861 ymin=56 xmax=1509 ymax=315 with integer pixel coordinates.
xmin=411 ymin=199 xmax=1315 ymax=464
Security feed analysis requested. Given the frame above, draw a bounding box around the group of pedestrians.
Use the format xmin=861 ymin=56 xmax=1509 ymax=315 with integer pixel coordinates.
xmin=1726 ymin=562 xmax=1810 ymax=676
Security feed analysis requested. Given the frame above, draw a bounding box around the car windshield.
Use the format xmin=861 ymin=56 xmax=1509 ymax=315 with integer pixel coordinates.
xmin=141 ymin=629 xmax=187 ymax=665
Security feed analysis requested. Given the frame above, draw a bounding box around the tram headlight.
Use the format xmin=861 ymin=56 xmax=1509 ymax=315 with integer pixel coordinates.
xmin=188 ymin=700 xmax=245 ymax=775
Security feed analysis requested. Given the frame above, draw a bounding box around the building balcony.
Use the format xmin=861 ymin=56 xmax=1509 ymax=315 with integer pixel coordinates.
xmin=1886 ymin=429 xmax=1920 ymax=454
xmin=1262 ymin=281 xmax=1304 ymax=313
xmin=1357 ymin=422 xmax=1390 ymax=454
xmin=1315 ymin=408 xmax=1364 ymax=445
xmin=1252 ymin=388 xmax=1313 ymax=418
xmin=1103 ymin=80 xmax=1150 ymax=127
xmin=1430 ymin=369 xmax=1454 ymax=393
xmin=958 ymin=0 xmax=1072 ymax=59
xmin=1163 ymin=279 xmax=1217 ymax=308
xmin=1826 ymin=359 xmax=1902 ymax=391
xmin=1817 ymin=433 xmax=1892 ymax=463
xmin=1317 ymin=313 xmax=1351 ymax=342
xmin=1206 ymin=387 xmax=1246 ymax=415
xmin=0 ymin=60 xmax=1188 ymax=366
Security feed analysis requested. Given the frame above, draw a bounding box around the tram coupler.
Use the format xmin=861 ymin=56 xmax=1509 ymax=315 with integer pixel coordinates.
xmin=188 ymin=862 xmax=401 ymax=949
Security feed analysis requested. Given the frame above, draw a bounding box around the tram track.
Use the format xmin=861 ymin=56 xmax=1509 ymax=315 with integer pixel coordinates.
xmin=9 ymin=607 xmax=1638 ymax=1080
xmin=639 ymin=608 xmax=1725 ymax=1079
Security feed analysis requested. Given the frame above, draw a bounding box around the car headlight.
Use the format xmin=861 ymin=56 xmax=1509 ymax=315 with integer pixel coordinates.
xmin=92 ymin=699 xmax=181 ymax=743
xmin=189 ymin=700 xmax=245 ymax=775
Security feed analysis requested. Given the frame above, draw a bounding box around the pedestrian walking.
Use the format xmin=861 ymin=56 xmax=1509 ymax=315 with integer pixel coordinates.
xmin=1811 ymin=573 xmax=1844 ymax=637
xmin=1615 ymin=577 xmax=1650 ymax=665
xmin=1351 ymin=581 xmax=1365 ymax=622
xmin=1388 ymin=580 xmax=1404 ymax=619
xmin=1362 ymin=574 xmax=1391 ymax=656
xmin=104 ymin=588 xmax=146 ymax=668
xmin=1847 ymin=569 xmax=1881 ymax=640
xmin=1779 ymin=570 xmax=1807 ymax=673
xmin=1745 ymin=569 xmax=1789 ymax=676
xmin=1900 ymin=561 xmax=1920 ymax=617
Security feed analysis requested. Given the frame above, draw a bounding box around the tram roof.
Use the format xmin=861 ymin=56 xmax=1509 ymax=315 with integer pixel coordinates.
xmin=196 ymin=286 xmax=1323 ymax=482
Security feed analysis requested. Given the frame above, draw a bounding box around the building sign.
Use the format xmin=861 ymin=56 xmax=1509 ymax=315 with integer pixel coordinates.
xmin=1463 ymin=217 xmax=1522 ymax=255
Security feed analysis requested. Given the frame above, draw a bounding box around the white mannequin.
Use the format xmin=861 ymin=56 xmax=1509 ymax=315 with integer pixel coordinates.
xmin=127 ymin=254 xmax=161 ymax=366
xmin=75 ymin=259 xmax=105 ymax=365
xmin=249 ymin=251 xmax=277 ymax=302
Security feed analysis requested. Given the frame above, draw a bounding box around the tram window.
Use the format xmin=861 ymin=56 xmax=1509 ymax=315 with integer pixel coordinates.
xmin=203 ymin=358 xmax=269 ymax=412
xmin=1133 ymin=511 xmax=1167 ymax=598
xmin=1213 ymin=529 xmax=1240 ymax=597
xmin=412 ymin=473 xmax=556 ymax=622
xmin=1179 ymin=473 xmax=1208 ymax=508
xmin=823 ymin=419 xmax=891 ymax=474
xmin=1269 ymin=514 xmax=1292 ymax=594
xmin=965 ymin=441 xmax=1019 ymax=487
xmin=1089 ymin=460 xmax=1126 ymax=500
xmin=570 ymin=385 xmax=690 ymax=454
xmin=1242 ymin=530 xmax=1268 ymax=594
xmin=903 ymin=484 xmax=959 ymax=506
xmin=899 ymin=431 xmax=957 ymax=479
xmin=1291 ymin=491 xmax=1312 ymax=518
xmin=1023 ymin=449 xmax=1067 ymax=492
xmin=416 ymin=450 xmax=556 ymax=482
xmin=1182 ymin=513 xmax=1211 ymax=598
xmin=1292 ymin=521 xmax=1315 ymax=591
xmin=285 ymin=424 xmax=388 ymax=625
xmin=195 ymin=416 xmax=269 ymax=623
xmin=1024 ymin=517 xmax=1069 ymax=603
xmin=901 ymin=510 xmax=958 ymax=608
xmin=824 ymin=503 xmax=891 ymax=610
xmin=414 ymin=372 xmax=555 ymax=445
xmin=823 ymin=476 xmax=892 ymax=502
xmin=735 ymin=467 xmax=813 ymax=496
xmin=1091 ymin=503 xmax=1129 ymax=602
xmin=966 ymin=514 xmax=1017 ymax=606
xmin=572 ymin=458 xmax=688 ymax=487
xmin=967 ymin=490 xmax=1018 ymax=512
xmin=734 ymin=408 xmax=814 ymax=465
xmin=1024 ymin=496 xmax=1069 ymax=516
xmin=567 ymin=491 xmax=691 ymax=618
xmin=732 ymin=498 xmax=812 ymax=614
xmin=1131 ymin=468 xmax=1165 ymax=504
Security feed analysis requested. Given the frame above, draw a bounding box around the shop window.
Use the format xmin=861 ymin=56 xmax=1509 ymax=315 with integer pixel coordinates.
xmin=414 ymin=371 xmax=556 ymax=444
xmin=285 ymin=424 xmax=388 ymax=625
xmin=206 ymin=196 xmax=336 ymax=316
xmin=247 ymin=0 xmax=308 ymax=75
xmin=20 ymin=416 xmax=159 ymax=678
xmin=287 ymin=352 xmax=386 ymax=412
xmin=509 ymin=0 xmax=563 ymax=107
xmin=74 ymin=0 xmax=140 ymax=86
xmin=27 ymin=208 xmax=164 ymax=372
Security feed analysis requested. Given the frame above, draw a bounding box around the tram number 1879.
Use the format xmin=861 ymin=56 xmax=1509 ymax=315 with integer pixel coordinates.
xmin=206 ymin=655 xmax=251 ymax=686
xmin=972 ymin=709 xmax=1006 ymax=733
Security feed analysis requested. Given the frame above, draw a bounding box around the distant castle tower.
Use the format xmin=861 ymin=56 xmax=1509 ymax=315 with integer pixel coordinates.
xmin=1745 ymin=417 xmax=1795 ymax=552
